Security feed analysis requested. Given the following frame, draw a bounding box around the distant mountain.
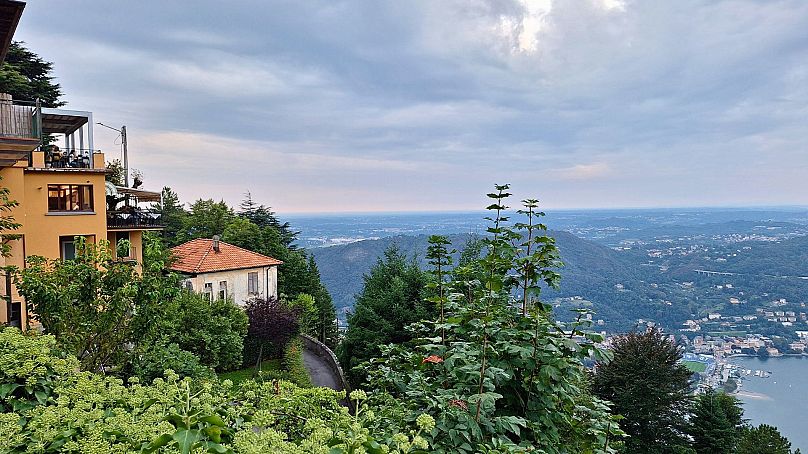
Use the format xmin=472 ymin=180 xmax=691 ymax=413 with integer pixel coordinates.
xmin=310 ymin=231 xmax=658 ymax=330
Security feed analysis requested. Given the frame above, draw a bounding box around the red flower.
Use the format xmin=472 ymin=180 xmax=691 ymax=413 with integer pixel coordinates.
xmin=422 ymin=355 xmax=444 ymax=364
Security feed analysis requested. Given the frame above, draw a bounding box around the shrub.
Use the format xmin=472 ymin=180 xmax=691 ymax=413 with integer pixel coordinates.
xmin=158 ymin=292 xmax=249 ymax=372
xmin=281 ymin=338 xmax=312 ymax=388
xmin=0 ymin=328 xmax=429 ymax=453
xmin=0 ymin=327 xmax=78 ymax=412
xmin=130 ymin=342 xmax=214 ymax=383
xmin=243 ymin=297 xmax=301 ymax=367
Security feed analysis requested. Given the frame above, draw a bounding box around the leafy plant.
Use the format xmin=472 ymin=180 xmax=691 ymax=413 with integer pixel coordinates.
xmin=366 ymin=185 xmax=623 ymax=453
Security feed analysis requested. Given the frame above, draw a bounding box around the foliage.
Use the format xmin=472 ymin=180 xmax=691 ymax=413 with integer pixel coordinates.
xmin=736 ymin=424 xmax=799 ymax=454
xmin=106 ymin=158 xmax=126 ymax=186
xmin=244 ymin=297 xmax=301 ymax=368
xmin=169 ymin=193 xmax=339 ymax=347
xmin=288 ymin=293 xmax=317 ymax=336
xmin=130 ymin=342 xmax=214 ymax=384
xmin=15 ymin=238 xmax=140 ymax=371
xmin=177 ymin=199 xmax=235 ymax=244
xmin=0 ymin=175 xmax=21 ymax=258
xmin=593 ymin=328 xmax=693 ymax=454
xmin=155 ymin=292 xmax=248 ymax=372
xmin=152 ymin=187 xmax=186 ymax=245
xmin=280 ymin=338 xmax=313 ymax=388
xmin=367 ymin=185 xmax=623 ymax=453
xmin=688 ymin=389 xmax=744 ymax=454
xmin=0 ymin=42 xmax=63 ymax=106
xmin=0 ymin=328 xmax=78 ymax=413
xmin=16 ymin=235 xmax=185 ymax=373
xmin=0 ymin=328 xmax=429 ymax=453
xmin=338 ymin=246 xmax=431 ymax=386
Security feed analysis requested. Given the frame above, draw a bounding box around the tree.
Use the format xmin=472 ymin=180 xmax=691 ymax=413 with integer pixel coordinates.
xmin=177 ymin=199 xmax=234 ymax=243
xmin=153 ymin=291 xmax=248 ymax=372
xmin=367 ymin=187 xmax=622 ymax=452
xmin=244 ymin=297 xmax=301 ymax=370
xmin=737 ymin=424 xmax=798 ymax=454
xmin=16 ymin=238 xmax=141 ymax=371
xmin=151 ymin=187 xmax=187 ymax=245
xmin=338 ymin=245 xmax=430 ymax=386
xmin=593 ymin=328 xmax=692 ymax=454
xmin=239 ymin=191 xmax=298 ymax=248
xmin=689 ymin=389 xmax=744 ymax=454
xmin=0 ymin=42 xmax=63 ymax=106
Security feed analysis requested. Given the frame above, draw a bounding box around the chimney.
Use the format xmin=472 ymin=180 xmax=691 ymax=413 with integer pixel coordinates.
xmin=212 ymin=235 xmax=220 ymax=252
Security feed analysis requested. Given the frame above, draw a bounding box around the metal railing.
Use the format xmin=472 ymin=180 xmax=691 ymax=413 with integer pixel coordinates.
xmin=107 ymin=208 xmax=163 ymax=229
xmin=44 ymin=147 xmax=94 ymax=168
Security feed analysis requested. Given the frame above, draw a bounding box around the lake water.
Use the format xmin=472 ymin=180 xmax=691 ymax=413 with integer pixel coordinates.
xmin=730 ymin=356 xmax=808 ymax=450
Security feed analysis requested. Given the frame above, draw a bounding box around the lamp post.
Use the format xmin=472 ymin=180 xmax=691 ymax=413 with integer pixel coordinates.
xmin=96 ymin=123 xmax=128 ymax=187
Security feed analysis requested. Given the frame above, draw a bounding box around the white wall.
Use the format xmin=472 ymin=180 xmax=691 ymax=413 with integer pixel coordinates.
xmin=182 ymin=265 xmax=278 ymax=306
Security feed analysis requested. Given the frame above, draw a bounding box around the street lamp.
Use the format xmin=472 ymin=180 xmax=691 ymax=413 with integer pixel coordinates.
xmin=96 ymin=123 xmax=129 ymax=188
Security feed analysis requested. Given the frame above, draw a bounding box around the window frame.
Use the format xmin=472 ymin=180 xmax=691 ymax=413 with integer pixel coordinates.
xmin=218 ymin=280 xmax=227 ymax=300
xmin=247 ymin=272 xmax=259 ymax=295
xmin=47 ymin=184 xmax=94 ymax=212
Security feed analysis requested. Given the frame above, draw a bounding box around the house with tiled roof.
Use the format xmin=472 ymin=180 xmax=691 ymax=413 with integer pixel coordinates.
xmin=170 ymin=236 xmax=282 ymax=305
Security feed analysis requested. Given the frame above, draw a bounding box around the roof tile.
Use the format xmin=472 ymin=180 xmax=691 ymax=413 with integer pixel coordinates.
xmin=170 ymin=238 xmax=282 ymax=274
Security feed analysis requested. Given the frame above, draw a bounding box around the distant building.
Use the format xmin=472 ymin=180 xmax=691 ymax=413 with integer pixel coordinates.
xmin=170 ymin=237 xmax=282 ymax=305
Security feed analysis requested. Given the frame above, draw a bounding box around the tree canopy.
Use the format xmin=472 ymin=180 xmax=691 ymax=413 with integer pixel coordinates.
xmin=0 ymin=41 xmax=63 ymax=106
xmin=593 ymin=328 xmax=693 ymax=453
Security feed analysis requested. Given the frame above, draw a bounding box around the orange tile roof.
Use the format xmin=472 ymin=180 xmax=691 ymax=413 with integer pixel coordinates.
xmin=170 ymin=238 xmax=282 ymax=274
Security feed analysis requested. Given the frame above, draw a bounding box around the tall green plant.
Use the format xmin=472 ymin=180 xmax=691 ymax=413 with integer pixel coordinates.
xmin=367 ymin=185 xmax=622 ymax=453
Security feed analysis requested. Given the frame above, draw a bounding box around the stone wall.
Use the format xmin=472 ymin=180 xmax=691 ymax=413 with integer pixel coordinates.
xmin=300 ymin=333 xmax=351 ymax=393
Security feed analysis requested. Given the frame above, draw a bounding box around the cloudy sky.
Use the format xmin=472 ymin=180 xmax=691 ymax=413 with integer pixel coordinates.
xmin=14 ymin=0 xmax=808 ymax=213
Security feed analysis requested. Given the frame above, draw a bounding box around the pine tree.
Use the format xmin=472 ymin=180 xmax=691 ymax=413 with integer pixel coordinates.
xmin=737 ymin=424 xmax=798 ymax=454
xmin=0 ymin=42 xmax=63 ymax=106
xmin=337 ymin=245 xmax=431 ymax=386
xmin=593 ymin=328 xmax=692 ymax=453
xmin=689 ymin=389 xmax=744 ymax=454
xmin=151 ymin=187 xmax=186 ymax=246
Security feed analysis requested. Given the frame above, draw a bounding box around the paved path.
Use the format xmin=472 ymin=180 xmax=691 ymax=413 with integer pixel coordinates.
xmin=303 ymin=348 xmax=342 ymax=390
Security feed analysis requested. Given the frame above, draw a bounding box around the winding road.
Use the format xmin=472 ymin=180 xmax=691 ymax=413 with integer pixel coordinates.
xmin=302 ymin=348 xmax=342 ymax=390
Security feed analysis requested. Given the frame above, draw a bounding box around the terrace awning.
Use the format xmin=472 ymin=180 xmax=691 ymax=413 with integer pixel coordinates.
xmin=114 ymin=186 xmax=162 ymax=203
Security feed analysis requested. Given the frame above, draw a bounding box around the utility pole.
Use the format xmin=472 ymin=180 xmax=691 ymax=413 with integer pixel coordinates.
xmin=121 ymin=125 xmax=128 ymax=187
xmin=96 ymin=123 xmax=129 ymax=187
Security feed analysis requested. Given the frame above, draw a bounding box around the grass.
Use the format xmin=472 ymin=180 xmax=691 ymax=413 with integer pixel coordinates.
xmin=218 ymin=359 xmax=282 ymax=385
xmin=217 ymin=339 xmax=313 ymax=388
xmin=681 ymin=360 xmax=708 ymax=373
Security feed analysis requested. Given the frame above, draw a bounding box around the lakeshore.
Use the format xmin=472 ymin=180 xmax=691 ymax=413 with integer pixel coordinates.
xmin=729 ymin=356 xmax=808 ymax=450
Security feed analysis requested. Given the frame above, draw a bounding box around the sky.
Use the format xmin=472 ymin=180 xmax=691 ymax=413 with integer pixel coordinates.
xmin=13 ymin=0 xmax=808 ymax=213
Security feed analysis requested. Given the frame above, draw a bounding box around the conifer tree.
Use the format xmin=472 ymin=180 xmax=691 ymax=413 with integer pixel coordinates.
xmin=689 ymin=389 xmax=743 ymax=454
xmin=593 ymin=328 xmax=692 ymax=453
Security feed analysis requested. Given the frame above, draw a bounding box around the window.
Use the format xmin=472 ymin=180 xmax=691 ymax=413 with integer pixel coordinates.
xmin=184 ymin=280 xmax=193 ymax=291
xmin=203 ymin=283 xmax=213 ymax=301
xmin=60 ymin=236 xmax=76 ymax=260
xmin=115 ymin=231 xmax=131 ymax=258
xmin=8 ymin=302 xmax=21 ymax=328
xmin=219 ymin=281 xmax=227 ymax=300
xmin=48 ymin=184 xmax=93 ymax=212
xmin=247 ymin=272 xmax=259 ymax=295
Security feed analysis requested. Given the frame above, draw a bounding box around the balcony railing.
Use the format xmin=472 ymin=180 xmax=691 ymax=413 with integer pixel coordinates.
xmin=0 ymin=96 xmax=37 ymax=140
xmin=107 ymin=209 xmax=163 ymax=229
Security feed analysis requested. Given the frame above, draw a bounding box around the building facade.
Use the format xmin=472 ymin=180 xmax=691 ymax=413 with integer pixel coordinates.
xmin=170 ymin=238 xmax=282 ymax=306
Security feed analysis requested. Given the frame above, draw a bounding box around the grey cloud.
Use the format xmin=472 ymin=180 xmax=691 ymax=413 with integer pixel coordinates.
xmin=13 ymin=0 xmax=808 ymax=212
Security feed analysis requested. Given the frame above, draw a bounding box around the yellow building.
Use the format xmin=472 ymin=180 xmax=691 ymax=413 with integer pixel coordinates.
xmin=0 ymin=1 xmax=162 ymax=328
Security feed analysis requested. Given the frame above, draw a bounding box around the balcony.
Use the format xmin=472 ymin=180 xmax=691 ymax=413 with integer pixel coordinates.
xmin=1 ymin=94 xmax=101 ymax=169
xmin=106 ymin=185 xmax=164 ymax=230
xmin=0 ymin=94 xmax=39 ymax=166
